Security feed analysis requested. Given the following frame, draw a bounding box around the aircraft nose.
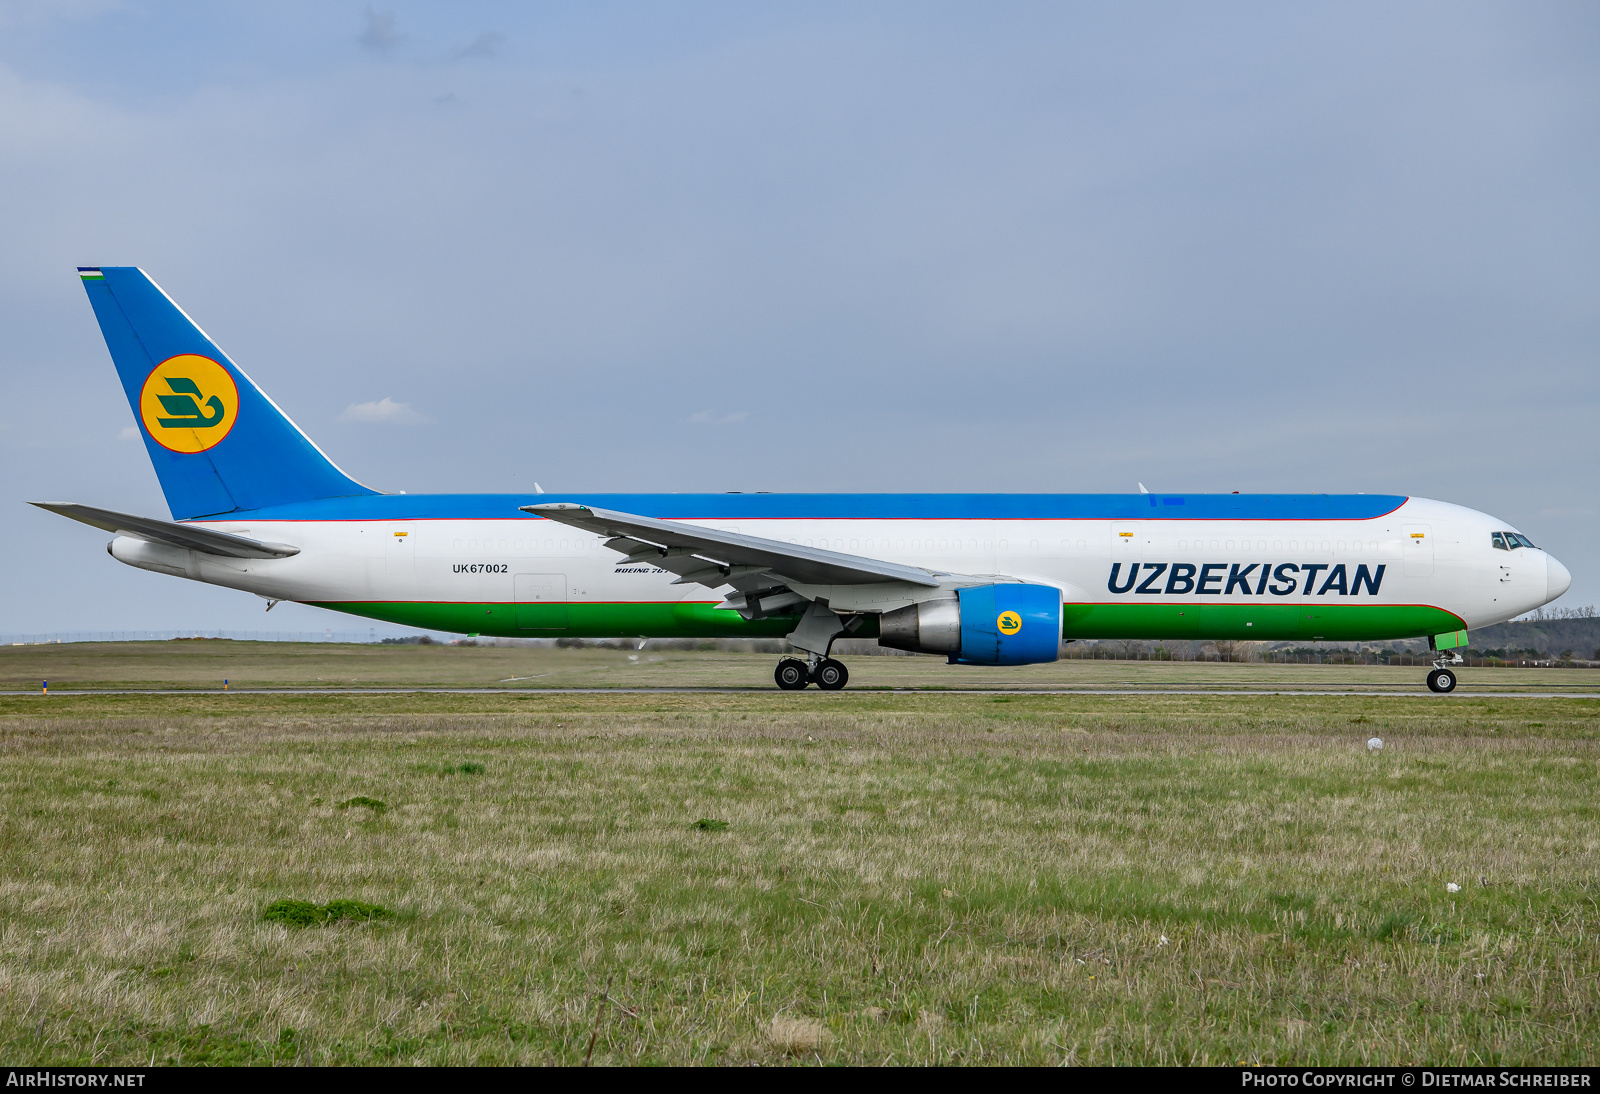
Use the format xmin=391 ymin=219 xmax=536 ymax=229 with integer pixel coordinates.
xmin=1547 ymin=555 xmax=1572 ymax=601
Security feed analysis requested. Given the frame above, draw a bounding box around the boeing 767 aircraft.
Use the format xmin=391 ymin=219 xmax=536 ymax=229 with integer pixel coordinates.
xmin=34 ymin=267 xmax=1572 ymax=692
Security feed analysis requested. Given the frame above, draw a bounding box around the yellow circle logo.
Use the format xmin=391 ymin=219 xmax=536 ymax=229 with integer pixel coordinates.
xmin=138 ymin=355 xmax=238 ymax=453
xmin=997 ymin=611 xmax=1023 ymax=635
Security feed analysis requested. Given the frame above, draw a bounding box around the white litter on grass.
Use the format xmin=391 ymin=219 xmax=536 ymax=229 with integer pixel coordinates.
xmin=1447 ymin=882 xmax=1461 ymax=893
xmin=1367 ymin=737 xmax=1384 ymax=751
xmin=1158 ymin=935 xmax=1170 ymax=947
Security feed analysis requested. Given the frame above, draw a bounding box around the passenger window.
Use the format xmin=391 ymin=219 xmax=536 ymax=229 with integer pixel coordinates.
xmin=1491 ymin=533 xmax=1508 ymax=550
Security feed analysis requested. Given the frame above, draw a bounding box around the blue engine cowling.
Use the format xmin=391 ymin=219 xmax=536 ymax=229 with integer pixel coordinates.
xmin=876 ymin=583 xmax=1062 ymax=665
xmin=953 ymin=583 xmax=1062 ymax=665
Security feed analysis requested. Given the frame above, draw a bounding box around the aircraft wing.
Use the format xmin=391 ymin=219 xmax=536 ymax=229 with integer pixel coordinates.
xmin=521 ymin=502 xmax=941 ymax=590
xmin=31 ymin=502 xmax=301 ymax=559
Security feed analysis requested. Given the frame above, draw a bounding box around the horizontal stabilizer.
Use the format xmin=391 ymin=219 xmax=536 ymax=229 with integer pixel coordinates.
xmin=31 ymin=502 xmax=300 ymax=559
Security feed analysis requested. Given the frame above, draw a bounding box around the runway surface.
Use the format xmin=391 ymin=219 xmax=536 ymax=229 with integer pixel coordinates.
xmin=5 ymin=687 xmax=1599 ymax=699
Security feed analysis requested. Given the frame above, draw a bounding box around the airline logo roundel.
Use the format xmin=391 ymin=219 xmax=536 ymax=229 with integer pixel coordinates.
xmin=139 ymin=355 xmax=239 ymax=453
xmin=996 ymin=610 xmax=1023 ymax=636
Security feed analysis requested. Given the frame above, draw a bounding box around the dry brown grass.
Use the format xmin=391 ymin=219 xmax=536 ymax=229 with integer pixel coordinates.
xmin=767 ymin=1015 xmax=833 ymax=1054
xmin=0 ymin=690 xmax=1595 ymax=1064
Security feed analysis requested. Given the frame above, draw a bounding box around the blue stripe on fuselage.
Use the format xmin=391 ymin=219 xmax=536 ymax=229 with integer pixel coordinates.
xmin=216 ymin=493 xmax=1409 ymax=523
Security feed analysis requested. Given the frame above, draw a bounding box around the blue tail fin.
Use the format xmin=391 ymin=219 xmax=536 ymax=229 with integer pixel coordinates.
xmin=79 ymin=266 xmax=377 ymax=520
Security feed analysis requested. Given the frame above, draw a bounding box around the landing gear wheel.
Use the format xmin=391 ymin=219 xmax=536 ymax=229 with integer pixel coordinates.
xmin=813 ymin=658 xmax=849 ymax=691
xmin=1427 ymin=668 xmax=1457 ymax=693
xmin=775 ymin=658 xmax=811 ymax=690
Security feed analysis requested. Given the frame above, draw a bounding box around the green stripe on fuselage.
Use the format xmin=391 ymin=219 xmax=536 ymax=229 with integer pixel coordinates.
xmin=308 ymin=600 xmax=810 ymax=639
xmin=1062 ymin=602 xmax=1463 ymax=642
xmin=311 ymin=599 xmax=1462 ymax=643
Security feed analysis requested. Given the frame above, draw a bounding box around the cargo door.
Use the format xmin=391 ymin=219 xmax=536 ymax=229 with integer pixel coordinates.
xmin=515 ymin=573 xmax=568 ymax=630
xmin=1403 ymin=524 xmax=1433 ymax=578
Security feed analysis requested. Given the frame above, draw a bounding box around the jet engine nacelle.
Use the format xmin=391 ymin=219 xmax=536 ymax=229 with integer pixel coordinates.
xmin=878 ymin=583 xmax=1062 ymax=665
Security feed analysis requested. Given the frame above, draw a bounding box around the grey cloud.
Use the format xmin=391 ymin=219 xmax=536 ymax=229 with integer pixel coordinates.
xmin=687 ymin=409 xmax=748 ymax=426
xmin=456 ymin=32 xmax=505 ymax=61
xmin=358 ymin=6 xmax=402 ymax=53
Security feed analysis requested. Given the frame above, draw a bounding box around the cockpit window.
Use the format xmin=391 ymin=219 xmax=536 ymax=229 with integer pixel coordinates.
xmin=1495 ymin=531 xmax=1538 ymax=550
xmin=1491 ymin=532 xmax=1508 ymax=550
xmin=1512 ymin=533 xmax=1537 ymax=549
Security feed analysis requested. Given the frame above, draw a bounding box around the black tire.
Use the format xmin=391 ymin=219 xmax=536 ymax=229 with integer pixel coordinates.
xmin=1427 ymin=668 xmax=1457 ymax=693
xmin=775 ymin=658 xmax=810 ymax=690
xmin=813 ymin=658 xmax=849 ymax=691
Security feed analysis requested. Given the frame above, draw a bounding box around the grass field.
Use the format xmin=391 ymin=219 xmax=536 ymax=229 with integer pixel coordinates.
xmin=4 ymin=639 xmax=1599 ymax=692
xmin=1 ymin=649 xmax=1597 ymax=1065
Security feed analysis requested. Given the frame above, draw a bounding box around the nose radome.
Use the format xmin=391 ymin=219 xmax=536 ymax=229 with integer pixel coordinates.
xmin=1547 ymin=555 xmax=1572 ymax=601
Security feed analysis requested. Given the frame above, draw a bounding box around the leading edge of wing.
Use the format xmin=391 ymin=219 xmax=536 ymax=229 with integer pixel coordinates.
xmin=31 ymin=502 xmax=301 ymax=559
xmin=521 ymin=503 xmax=941 ymax=588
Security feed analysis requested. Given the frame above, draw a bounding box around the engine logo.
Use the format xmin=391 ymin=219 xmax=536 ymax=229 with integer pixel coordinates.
xmin=996 ymin=610 xmax=1023 ymax=635
xmin=138 ymin=355 xmax=239 ymax=453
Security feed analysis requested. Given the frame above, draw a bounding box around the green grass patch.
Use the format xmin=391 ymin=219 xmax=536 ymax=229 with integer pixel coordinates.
xmin=336 ymin=796 xmax=387 ymax=814
xmin=262 ymin=898 xmax=393 ymax=928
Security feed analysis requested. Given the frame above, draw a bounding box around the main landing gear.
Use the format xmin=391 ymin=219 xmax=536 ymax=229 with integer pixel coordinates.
xmin=774 ymin=656 xmax=849 ymax=691
xmin=1427 ymin=654 xmax=1461 ymax=694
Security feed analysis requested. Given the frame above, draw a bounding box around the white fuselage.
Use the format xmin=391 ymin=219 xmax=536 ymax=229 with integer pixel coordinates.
xmin=107 ymin=496 xmax=1567 ymax=634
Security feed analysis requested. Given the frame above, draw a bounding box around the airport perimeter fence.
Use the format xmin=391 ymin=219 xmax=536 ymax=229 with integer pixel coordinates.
xmin=2 ymin=629 xmax=455 ymax=646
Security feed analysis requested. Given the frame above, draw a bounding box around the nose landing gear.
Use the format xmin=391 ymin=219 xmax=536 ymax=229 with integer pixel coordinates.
xmin=773 ymin=656 xmax=850 ymax=691
xmin=1426 ymin=653 xmax=1461 ymax=693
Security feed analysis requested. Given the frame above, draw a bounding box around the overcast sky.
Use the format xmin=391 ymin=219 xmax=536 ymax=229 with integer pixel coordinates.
xmin=2 ymin=1 xmax=1596 ymax=634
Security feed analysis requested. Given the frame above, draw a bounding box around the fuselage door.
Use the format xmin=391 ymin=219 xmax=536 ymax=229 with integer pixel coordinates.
xmin=515 ymin=573 xmax=569 ymax=630
xmin=1402 ymin=524 xmax=1433 ymax=578
xmin=385 ymin=527 xmax=416 ymax=591
xmin=1108 ymin=521 xmax=1142 ymax=594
